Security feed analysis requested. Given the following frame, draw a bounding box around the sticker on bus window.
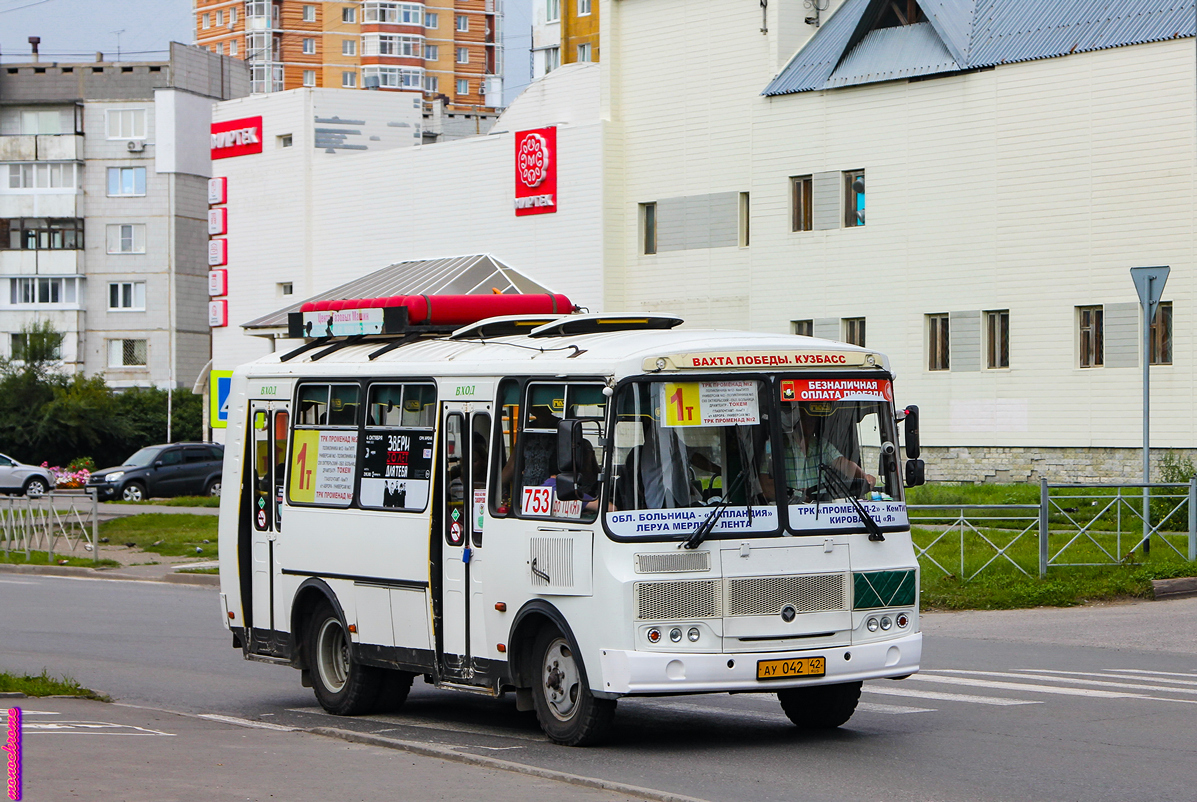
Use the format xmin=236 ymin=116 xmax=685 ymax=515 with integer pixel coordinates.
xmin=359 ymin=429 xmax=434 ymax=510
xmin=290 ymin=430 xmax=358 ymax=506
xmin=780 ymin=379 xmax=893 ymax=403
xmin=522 ymin=485 xmax=553 ymax=516
xmin=474 ymin=488 xmax=486 ymax=530
xmin=552 ymin=498 xmax=583 ymax=518
xmin=662 ymin=381 xmax=759 ymax=427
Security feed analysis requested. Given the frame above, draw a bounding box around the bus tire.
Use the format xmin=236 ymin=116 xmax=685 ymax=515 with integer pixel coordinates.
xmin=530 ymin=626 xmax=615 ymax=746
xmin=777 ymin=681 xmax=862 ymax=729
xmin=305 ymin=600 xmax=382 ymax=715
xmin=375 ymin=670 xmax=415 ymax=713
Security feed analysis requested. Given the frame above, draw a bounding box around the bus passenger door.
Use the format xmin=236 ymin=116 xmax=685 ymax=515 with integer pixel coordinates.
xmin=249 ymin=403 xmax=288 ymax=642
xmin=439 ymin=403 xmax=491 ymax=681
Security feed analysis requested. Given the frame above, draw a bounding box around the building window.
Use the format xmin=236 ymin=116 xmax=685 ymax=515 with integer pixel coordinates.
xmin=928 ymin=314 xmax=949 ymax=371
xmin=303 ymin=4 xmax=316 ymax=21
xmin=216 ymin=42 xmax=225 ymax=56
xmin=1078 ymin=306 xmax=1103 ymax=368
xmin=303 ymin=69 xmax=316 ymax=86
xmin=106 ymin=223 xmax=146 ymax=254
xmin=277 ymin=134 xmax=293 ymax=148
xmin=6 ymin=163 xmax=80 ymax=189
xmin=577 ymin=42 xmax=591 ymax=62
xmin=986 ymin=309 xmax=1010 ymax=369
xmin=230 ymin=8 xmax=237 ymax=24
xmin=844 ymin=169 xmax=865 ymax=227
xmin=229 ymin=39 xmax=238 ymax=56
xmin=302 ymin=38 xmax=316 ymax=54
xmin=641 ymin=202 xmax=657 ymax=254
xmin=1150 ymin=301 xmax=1172 ymax=365
xmin=279 ymin=282 xmax=293 ymax=296
xmin=4 ymin=218 xmax=84 ymax=250
xmin=739 ymin=192 xmax=750 ymax=248
xmin=456 ymin=14 xmax=468 ymax=30
xmin=398 ymin=3 xmax=422 ymax=23
xmin=108 ymin=339 xmax=147 ymax=368
xmin=546 ymin=0 xmax=560 ymax=21
xmin=106 ymin=109 xmax=146 ymax=140
xmin=342 ymin=39 xmax=357 ymax=56
xmin=343 ymin=6 xmax=357 ymax=22
xmin=456 ymin=78 xmax=469 ymax=95
xmin=578 ymin=0 xmax=591 ymax=14
xmin=456 ymin=47 xmax=469 ymax=63
xmin=424 ymin=75 xmax=439 ymax=92
xmin=108 ymin=281 xmax=146 ymax=311
xmin=202 ymin=12 xmax=211 ymax=28
xmin=545 ymin=46 xmax=560 ymax=72
xmin=342 ymin=71 xmax=357 ymax=88
xmin=9 ymin=277 xmax=78 ymax=306
xmin=791 ymin=175 xmax=812 ymax=231
xmin=0 ymin=107 xmax=75 ymax=135
xmin=107 ymin=167 xmax=146 ymax=197
xmin=792 ymin=320 xmax=813 ymax=337
xmin=216 ymin=10 xmax=224 ymax=25
xmin=11 ymin=332 xmax=62 ymax=361
xmin=843 ymin=317 xmax=865 ymax=347
xmin=424 ymin=44 xmax=438 ymax=60
xmin=424 ymin=11 xmax=438 ymax=27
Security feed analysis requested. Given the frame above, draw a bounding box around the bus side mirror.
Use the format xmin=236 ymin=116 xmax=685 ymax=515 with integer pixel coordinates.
xmin=556 ymin=419 xmax=583 ymax=473
xmin=903 ymin=405 xmax=920 ymax=460
xmin=555 ymin=471 xmax=581 ymax=501
xmin=905 ymin=459 xmax=925 ymax=487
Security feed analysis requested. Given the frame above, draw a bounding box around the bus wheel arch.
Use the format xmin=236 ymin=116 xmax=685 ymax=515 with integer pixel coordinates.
xmin=290 ymin=578 xmax=347 ymax=674
xmin=507 ymin=600 xmax=571 ymax=692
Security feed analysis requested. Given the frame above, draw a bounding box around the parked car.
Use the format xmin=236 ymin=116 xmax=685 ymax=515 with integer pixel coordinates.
xmin=0 ymin=453 xmax=54 ymax=497
xmin=87 ymin=443 xmax=225 ymax=502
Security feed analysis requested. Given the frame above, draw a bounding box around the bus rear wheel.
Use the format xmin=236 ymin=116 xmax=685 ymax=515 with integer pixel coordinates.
xmin=530 ymin=627 xmax=615 ymax=746
xmin=305 ymin=600 xmax=382 ymax=715
xmin=777 ymin=681 xmax=862 ymax=729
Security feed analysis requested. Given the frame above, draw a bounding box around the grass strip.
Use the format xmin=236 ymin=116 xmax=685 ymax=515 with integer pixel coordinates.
xmin=0 ymin=550 xmax=120 ymax=568
xmin=108 ymin=495 xmax=220 ymax=508
xmin=0 ymin=669 xmax=109 ymax=701
xmin=98 ymin=513 xmax=218 ymax=558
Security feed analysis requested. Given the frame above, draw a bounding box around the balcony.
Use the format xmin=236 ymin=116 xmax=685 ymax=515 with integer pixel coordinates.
xmin=0 ymin=135 xmax=83 ymax=161
xmin=0 ymin=250 xmax=82 ymax=275
xmin=0 ymin=193 xmax=81 ymax=219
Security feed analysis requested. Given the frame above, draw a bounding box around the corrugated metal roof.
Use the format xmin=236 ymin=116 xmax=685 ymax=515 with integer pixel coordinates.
xmin=241 ymin=254 xmax=556 ymax=331
xmin=825 ymin=22 xmax=961 ymax=88
xmin=764 ymin=0 xmax=1195 ymax=96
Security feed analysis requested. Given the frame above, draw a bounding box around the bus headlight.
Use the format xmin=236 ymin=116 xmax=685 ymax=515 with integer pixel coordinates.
xmin=880 ymin=616 xmax=893 ymax=631
xmin=866 ymin=617 xmax=879 ymax=632
xmin=687 ymin=627 xmax=700 ymax=642
xmin=669 ymin=627 xmax=682 ymax=643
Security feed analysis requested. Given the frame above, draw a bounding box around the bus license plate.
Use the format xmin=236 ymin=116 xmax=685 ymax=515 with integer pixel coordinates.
xmin=757 ymin=657 xmax=826 ymax=680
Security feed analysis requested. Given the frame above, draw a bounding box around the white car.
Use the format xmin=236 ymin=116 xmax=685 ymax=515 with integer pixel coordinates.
xmin=0 ymin=452 xmax=54 ymax=497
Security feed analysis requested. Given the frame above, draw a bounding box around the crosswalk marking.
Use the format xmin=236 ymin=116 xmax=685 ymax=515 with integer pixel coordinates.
xmin=864 ymin=685 xmax=1040 ymax=706
xmin=1104 ymin=668 xmax=1197 ymax=682
xmin=912 ymin=672 xmax=1197 ymax=705
xmin=1013 ymin=668 xmax=1197 ymax=689
xmin=935 ymin=669 xmax=1197 ymax=697
xmin=857 ymin=701 xmax=934 ymax=715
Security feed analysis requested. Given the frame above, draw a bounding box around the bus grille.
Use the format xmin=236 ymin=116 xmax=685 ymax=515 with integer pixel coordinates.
xmin=727 ymin=574 xmax=847 ymax=616
xmin=634 ymin=551 xmax=711 ymax=574
xmin=634 ymin=580 xmax=722 ymax=620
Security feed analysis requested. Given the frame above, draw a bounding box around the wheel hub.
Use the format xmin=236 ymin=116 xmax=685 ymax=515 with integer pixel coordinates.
xmin=541 ymin=638 xmax=580 ymax=721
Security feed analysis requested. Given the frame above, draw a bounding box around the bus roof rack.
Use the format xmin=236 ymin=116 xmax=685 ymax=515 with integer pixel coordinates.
xmin=449 ymin=314 xmax=567 ymax=340
xmin=527 ymin=314 xmax=684 ymax=338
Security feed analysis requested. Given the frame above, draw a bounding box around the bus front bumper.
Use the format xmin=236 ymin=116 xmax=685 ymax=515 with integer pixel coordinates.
xmin=596 ymin=632 xmax=921 ymax=696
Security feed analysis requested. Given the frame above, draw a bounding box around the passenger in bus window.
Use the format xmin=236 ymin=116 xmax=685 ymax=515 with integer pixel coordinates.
xmin=501 ymin=405 xmax=559 ymax=490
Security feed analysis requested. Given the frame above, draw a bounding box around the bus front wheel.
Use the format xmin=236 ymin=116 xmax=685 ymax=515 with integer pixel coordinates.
xmin=777 ymin=681 xmax=862 ymax=729
xmin=530 ymin=627 xmax=615 ymax=746
xmin=305 ymin=600 xmax=383 ymax=715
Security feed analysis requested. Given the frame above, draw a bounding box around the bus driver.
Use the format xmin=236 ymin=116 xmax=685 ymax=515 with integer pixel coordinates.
xmin=759 ymin=403 xmax=875 ymax=503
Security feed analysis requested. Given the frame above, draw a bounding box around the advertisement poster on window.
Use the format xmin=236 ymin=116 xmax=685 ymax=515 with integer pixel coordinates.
xmin=514 ymin=127 xmax=557 ymax=216
xmin=289 ymin=430 xmax=358 ymax=506
xmin=779 ymin=379 xmax=893 ymax=403
xmin=359 ymin=430 xmax=434 ymax=510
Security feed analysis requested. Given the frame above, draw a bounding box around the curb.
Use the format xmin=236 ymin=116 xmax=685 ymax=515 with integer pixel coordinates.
xmin=0 ymin=562 xmax=219 ymax=586
xmin=309 ymin=727 xmax=710 ymax=802
xmin=1152 ymin=576 xmax=1197 ymax=601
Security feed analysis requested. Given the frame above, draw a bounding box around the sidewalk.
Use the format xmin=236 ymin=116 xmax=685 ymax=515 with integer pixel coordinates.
xmin=5 ymin=698 xmax=662 ymax=802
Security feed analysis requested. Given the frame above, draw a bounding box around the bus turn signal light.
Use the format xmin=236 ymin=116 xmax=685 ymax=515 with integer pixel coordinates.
xmin=497 ymin=643 xmax=506 ymax=653
xmin=495 ymin=602 xmax=507 ymax=612
xmin=228 ymin=611 xmax=235 ymax=619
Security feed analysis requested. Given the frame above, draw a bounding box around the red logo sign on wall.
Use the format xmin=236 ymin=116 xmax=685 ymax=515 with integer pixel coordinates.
xmin=514 ymin=127 xmax=556 ymax=216
xmin=211 ymin=116 xmax=263 ymax=160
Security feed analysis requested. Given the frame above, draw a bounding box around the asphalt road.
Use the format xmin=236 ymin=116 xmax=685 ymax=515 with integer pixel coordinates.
xmin=3 ymin=574 xmax=1196 ymax=802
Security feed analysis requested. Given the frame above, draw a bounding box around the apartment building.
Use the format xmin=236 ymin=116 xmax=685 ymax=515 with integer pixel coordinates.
xmin=0 ymin=43 xmax=249 ymax=389
xmin=193 ymin=0 xmax=503 ymax=111
xmin=530 ymin=0 xmax=597 ymax=80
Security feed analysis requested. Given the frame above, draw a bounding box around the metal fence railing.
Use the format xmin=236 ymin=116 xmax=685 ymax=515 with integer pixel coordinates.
xmin=1 ymin=490 xmax=99 ymax=565
xmin=909 ymin=478 xmax=1197 ymax=581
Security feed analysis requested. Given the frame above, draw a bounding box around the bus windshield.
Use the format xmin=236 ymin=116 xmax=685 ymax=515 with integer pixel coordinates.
xmin=604 ymin=376 xmax=907 ymax=540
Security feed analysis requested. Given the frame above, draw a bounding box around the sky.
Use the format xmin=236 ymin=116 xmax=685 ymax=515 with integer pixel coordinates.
xmin=0 ymin=0 xmax=533 ymax=106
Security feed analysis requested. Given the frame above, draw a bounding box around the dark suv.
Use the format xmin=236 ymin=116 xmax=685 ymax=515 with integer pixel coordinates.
xmin=87 ymin=443 xmax=225 ymax=502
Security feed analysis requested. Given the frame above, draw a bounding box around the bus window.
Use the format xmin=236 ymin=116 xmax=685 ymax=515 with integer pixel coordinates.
xmin=367 ymin=385 xmax=404 ymax=426
xmin=273 ymin=410 xmax=288 ymax=528
xmin=296 ymin=385 xmax=328 ymax=425
xmin=289 ymin=383 xmax=359 ymax=508
xmin=445 ymin=413 xmax=466 ymax=545
xmin=471 ymin=413 xmax=490 ymax=547
xmin=402 ymin=385 xmax=437 ymax=428
xmin=609 ymin=380 xmax=775 ymax=521
xmin=328 ymin=385 xmax=360 ymax=427
xmin=490 ymin=379 xmax=520 ymax=515
xmin=515 ymin=382 xmax=606 ymax=521
xmin=360 ymin=383 xmax=436 ymax=511
xmin=253 ymin=410 xmax=271 ymax=531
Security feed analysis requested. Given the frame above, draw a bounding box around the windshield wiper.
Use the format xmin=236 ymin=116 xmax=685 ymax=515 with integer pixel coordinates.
xmin=818 ymin=463 xmax=885 ymax=542
xmin=681 ymin=464 xmax=750 ymax=551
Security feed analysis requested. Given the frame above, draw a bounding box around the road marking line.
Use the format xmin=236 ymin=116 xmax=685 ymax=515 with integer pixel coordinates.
xmin=936 ymin=669 xmax=1197 ymax=696
xmin=912 ymin=673 xmax=1197 ymax=705
xmin=639 ymin=697 xmax=932 ymax=718
xmin=1105 ymin=668 xmax=1197 ymax=681
xmin=199 ymin=713 xmax=297 ymax=732
xmin=0 ymin=580 xmax=36 ymax=585
xmin=864 ymin=686 xmax=1040 ymax=706
xmin=287 ymin=707 xmax=546 ymax=742
xmin=856 ymin=701 xmax=934 ymax=715
xmin=1018 ymin=668 xmax=1197 ymax=688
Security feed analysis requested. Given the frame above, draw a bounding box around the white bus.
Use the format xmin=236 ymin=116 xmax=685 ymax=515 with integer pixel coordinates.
xmin=218 ymin=296 xmax=925 ymax=745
